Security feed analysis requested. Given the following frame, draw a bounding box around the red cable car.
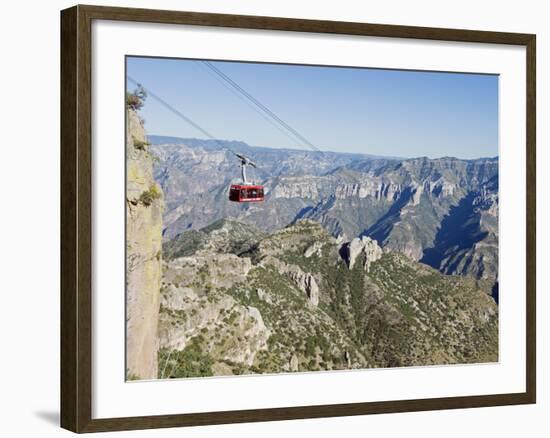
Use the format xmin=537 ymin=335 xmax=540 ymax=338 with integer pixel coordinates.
xmin=229 ymin=184 xmax=264 ymax=202
xmin=229 ymin=153 xmax=265 ymax=203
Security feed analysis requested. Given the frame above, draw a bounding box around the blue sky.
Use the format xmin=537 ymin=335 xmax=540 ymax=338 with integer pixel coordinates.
xmin=126 ymin=56 xmax=498 ymax=159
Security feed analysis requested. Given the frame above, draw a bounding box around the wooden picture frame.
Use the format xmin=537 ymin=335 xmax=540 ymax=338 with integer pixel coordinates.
xmin=61 ymin=4 xmax=536 ymax=433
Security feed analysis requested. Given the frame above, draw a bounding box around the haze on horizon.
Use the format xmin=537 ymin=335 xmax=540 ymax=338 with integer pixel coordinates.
xmin=127 ymin=56 xmax=499 ymax=160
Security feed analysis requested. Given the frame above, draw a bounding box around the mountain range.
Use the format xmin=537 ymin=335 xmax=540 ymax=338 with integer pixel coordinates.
xmin=150 ymin=135 xmax=498 ymax=284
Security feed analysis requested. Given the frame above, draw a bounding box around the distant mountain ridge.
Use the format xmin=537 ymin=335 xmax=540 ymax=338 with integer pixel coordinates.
xmin=151 ymin=136 xmax=498 ymax=283
xmin=148 ymin=135 xmax=401 ymax=160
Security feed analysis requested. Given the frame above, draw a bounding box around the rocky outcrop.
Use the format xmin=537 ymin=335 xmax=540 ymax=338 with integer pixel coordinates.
xmin=304 ymin=241 xmax=324 ymax=258
xmin=261 ymin=256 xmax=320 ymax=306
xmin=159 ymin=288 xmax=270 ymax=367
xmin=289 ymin=270 xmax=320 ymax=306
xmin=126 ymin=108 xmax=164 ymax=380
xmin=163 ymin=218 xmax=266 ymax=258
xmin=158 ymin=251 xmax=271 ymax=376
xmin=342 ymin=236 xmax=383 ymax=271
xmin=289 ymin=354 xmax=299 ymax=372
xmin=163 ymin=252 xmax=252 ymax=290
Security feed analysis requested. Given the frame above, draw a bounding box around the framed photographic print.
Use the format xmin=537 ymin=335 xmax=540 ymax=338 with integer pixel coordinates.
xmin=60 ymin=4 xmax=536 ymax=433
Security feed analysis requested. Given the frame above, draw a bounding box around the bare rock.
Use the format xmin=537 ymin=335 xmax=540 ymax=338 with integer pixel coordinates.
xmin=304 ymin=241 xmax=324 ymax=258
xmin=343 ymin=236 xmax=383 ymax=271
xmin=256 ymin=288 xmax=272 ymax=304
xmin=164 ymin=253 xmax=252 ymax=291
xmin=126 ymin=108 xmax=164 ymax=380
xmin=263 ymin=256 xmax=320 ymax=306
xmin=159 ymin=292 xmax=270 ymax=367
xmin=289 ymin=354 xmax=299 ymax=372
xmin=344 ymin=351 xmax=351 ymax=368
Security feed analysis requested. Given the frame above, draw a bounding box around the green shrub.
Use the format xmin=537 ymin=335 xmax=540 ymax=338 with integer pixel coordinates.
xmin=158 ymin=338 xmax=213 ymax=379
xmin=126 ymin=371 xmax=141 ymax=381
xmin=139 ymin=184 xmax=161 ymax=206
xmin=304 ymin=336 xmax=317 ymax=356
xmin=231 ymin=363 xmax=246 ymax=375
xmin=133 ymin=136 xmax=150 ymax=151
xmin=126 ymin=85 xmax=147 ymax=110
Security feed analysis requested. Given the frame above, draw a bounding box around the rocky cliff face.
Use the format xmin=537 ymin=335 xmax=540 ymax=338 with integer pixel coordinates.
xmin=157 ymin=219 xmax=497 ymax=378
xmin=158 ymin=253 xmax=270 ymax=373
xmin=341 ymin=236 xmax=383 ymax=271
xmin=420 ymin=175 xmax=498 ymax=280
xmin=126 ymin=109 xmax=164 ymax=380
xmin=162 ymin=218 xmax=266 ymax=260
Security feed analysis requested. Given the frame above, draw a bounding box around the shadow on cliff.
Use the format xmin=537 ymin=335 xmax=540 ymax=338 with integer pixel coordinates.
xmin=420 ymin=192 xmax=487 ymax=272
xmin=362 ymin=186 xmax=414 ymax=242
